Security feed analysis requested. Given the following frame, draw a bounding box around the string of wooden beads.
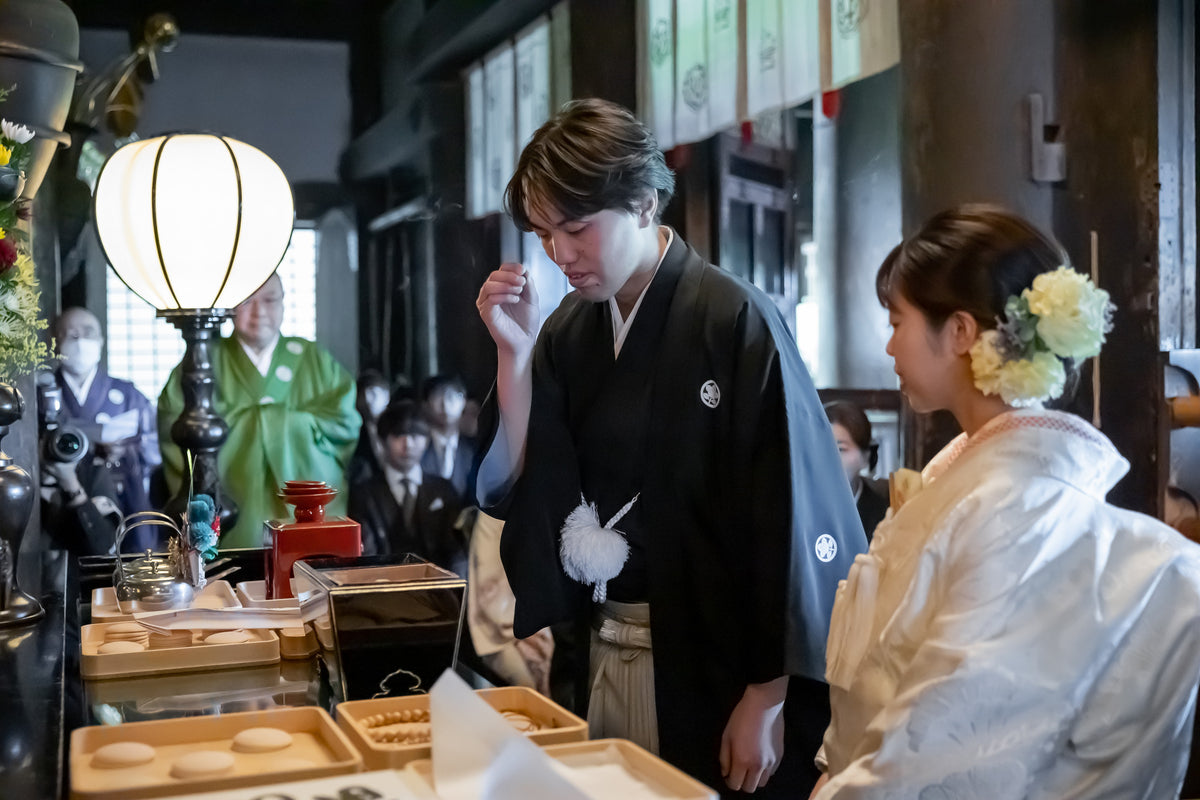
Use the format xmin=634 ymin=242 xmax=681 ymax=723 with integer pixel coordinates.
xmin=369 ymin=723 xmax=431 ymax=744
xmin=361 ymin=708 xmax=432 ymax=744
xmin=361 ymin=708 xmax=431 ymax=727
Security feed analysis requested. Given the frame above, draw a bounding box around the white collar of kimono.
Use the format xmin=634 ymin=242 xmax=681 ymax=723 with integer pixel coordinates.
xmin=924 ymin=407 xmax=1128 ymax=498
xmin=608 ymin=226 xmax=673 ymax=358
xmin=238 ymin=332 xmax=280 ymax=377
xmin=62 ymin=364 xmax=99 ymax=405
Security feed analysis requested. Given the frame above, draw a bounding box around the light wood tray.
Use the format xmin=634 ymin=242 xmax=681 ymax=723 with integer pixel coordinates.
xmin=235 ymin=579 xmax=301 ymax=609
xmin=81 ymin=622 xmax=280 ymax=679
xmin=69 ymin=706 xmax=363 ymax=800
xmin=336 ymin=686 xmax=588 ymax=770
xmin=404 ymin=738 xmax=717 ymax=799
xmin=91 ymin=580 xmax=242 ymax=622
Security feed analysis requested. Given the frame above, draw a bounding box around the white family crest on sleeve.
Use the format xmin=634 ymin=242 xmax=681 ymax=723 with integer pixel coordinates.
xmin=700 ymin=380 xmax=721 ymax=408
xmin=560 ymin=493 xmax=640 ymax=603
xmin=815 ymin=533 xmax=837 ymax=562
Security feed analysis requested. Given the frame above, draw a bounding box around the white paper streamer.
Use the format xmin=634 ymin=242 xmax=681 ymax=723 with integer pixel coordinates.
xmin=674 ymin=0 xmax=709 ymax=144
xmin=782 ymin=0 xmax=821 ymax=107
xmin=825 ymin=0 xmax=900 ymax=90
xmin=638 ymin=0 xmax=676 ymax=149
xmin=744 ymin=0 xmax=783 ymax=118
xmin=706 ymin=0 xmax=739 ymax=133
xmin=484 ymin=45 xmax=516 ymax=215
xmin=515 ymin=18 xmax=551 ymax=152
xmin=465 ymin=63 xmax=486 ymax=219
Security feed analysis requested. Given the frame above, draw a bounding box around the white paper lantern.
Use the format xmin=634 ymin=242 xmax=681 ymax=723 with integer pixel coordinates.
xmin=93 ymin=133 xmax=295 ymax=311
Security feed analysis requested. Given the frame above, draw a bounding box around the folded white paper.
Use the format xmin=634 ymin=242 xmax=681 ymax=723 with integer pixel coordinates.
xmin=430 ymin=670 xmax=587 ymax=800
xmin=133 ymin=606 xmax=304 ymax=632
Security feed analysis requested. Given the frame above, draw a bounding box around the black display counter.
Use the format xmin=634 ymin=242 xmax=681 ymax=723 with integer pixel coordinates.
xmin=2 ymin=547 xmax=495 ymax=799
xmin=0 ymin=548 xmax=71 ymax=800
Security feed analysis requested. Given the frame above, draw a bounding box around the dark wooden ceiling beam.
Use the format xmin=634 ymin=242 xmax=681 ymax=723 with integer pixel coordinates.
xmin=404 ymin=0 xmax=558 ymax=81
xmin=65 ymin=0 xmax=386 ymax=42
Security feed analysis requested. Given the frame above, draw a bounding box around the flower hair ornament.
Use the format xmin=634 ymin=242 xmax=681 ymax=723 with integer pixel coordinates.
xmin=969 ymin=266 xmax=1114 ymax=406
xmin=560 ymin=493 xmax=639 ymax=603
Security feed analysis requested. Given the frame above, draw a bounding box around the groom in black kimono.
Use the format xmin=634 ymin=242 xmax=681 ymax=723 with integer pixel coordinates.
xmin=475 ymin=99 xmax=866 ymax=797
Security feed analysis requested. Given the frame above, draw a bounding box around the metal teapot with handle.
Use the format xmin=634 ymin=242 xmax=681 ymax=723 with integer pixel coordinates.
xmin=112 ymin=511 xmax=194 ymax=613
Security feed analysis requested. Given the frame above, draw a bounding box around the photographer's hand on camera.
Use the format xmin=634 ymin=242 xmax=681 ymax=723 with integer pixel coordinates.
xmin=44 ymin=461 xmax=88 ymax=508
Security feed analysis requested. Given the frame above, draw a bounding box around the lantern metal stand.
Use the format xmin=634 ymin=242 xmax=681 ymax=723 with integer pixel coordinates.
xmin=159 ymin=309 xmax=238 ymax=534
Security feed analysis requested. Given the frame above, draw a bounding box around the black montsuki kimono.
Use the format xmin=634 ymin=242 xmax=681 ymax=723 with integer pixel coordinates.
xmin=479 ymin=232 xmax=867 ymax=796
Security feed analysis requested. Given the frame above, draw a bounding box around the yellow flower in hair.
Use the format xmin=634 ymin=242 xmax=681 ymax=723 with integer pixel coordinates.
xmin=1025 ymin=266 xmax=1113 ymax=359
xmin=0 ymin=146 xmax=11 ymax=166
xmin=971 ymin=331 xmax=1066 ymax=407
xmin=0 ymin=227 xmax=7 ymax=240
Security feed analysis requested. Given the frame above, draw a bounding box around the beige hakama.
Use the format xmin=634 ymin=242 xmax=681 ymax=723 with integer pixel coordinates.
xmin=587 ymin=599 xmax=658 ymax=753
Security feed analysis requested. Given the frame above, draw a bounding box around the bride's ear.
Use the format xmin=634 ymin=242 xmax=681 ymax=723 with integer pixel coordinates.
xmin=947 ymin=310 xmax=980 ymax=356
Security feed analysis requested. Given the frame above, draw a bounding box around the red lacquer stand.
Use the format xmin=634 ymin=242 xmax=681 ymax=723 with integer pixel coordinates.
xmin=264 ymin=480 xmax=362 ymax=599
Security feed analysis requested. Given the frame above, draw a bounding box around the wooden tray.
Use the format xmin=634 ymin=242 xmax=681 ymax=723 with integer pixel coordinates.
xmin=91 ymin=580 xmax=242 ymax=622
xmin=234 ymin=579 xmax=301 ymax=609
xmin=405 ymin=738 xmax=717 ymax=799
xmin=69 ymin=706 xmax=363 ymax=799
xmin=336 ymin=686 xmax=587 ymax=770
xmin=81 ymin=622 xmax=279 ymax=679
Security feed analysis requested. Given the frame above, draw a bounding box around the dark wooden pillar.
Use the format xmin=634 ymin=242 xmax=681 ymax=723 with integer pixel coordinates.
xmin=1054 ymin=0 xmax=1165 ymax=515
xmin=897 ymin=0 xmax=1059 ymax=468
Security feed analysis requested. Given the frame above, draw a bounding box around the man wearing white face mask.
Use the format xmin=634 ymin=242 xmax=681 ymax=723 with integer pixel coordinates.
xmin=51 ymin=307 xmax=160 ymax=523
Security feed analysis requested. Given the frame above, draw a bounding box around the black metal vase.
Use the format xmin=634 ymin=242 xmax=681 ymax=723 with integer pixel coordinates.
xmin=0 ymin=0 xmax=81 ymax=199
xmin=0 ymin=382 xmax=42 ymax=626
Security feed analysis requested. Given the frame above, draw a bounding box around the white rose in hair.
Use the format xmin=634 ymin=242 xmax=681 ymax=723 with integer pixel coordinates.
xmin=1025 ymin=267 xmax=1114 ymax=360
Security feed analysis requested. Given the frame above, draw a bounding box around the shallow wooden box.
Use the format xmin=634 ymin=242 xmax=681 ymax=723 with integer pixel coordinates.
xmin=91 ymin=580 xmax=241 ymax=623
xmin=234 ymin=578 xmax=301 ymax=609
xmin=69 ymin=706 xmax=363 ymax=800
xmin=404 ymin=738 xmax=717 ymax=799
xmin=81 ymin=622 xmax=279 ymax=679
xmin=336 ymin=686 xmax=588 ymax=770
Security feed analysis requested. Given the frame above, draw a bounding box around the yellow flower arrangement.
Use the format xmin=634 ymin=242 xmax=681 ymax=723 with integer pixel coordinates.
xmin=0 ymin=86 xmax=49 ymax=381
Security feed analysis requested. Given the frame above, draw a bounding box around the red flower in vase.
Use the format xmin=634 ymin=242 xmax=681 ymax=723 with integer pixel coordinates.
xmin=0 ymin=237 xmax=17 ymax=272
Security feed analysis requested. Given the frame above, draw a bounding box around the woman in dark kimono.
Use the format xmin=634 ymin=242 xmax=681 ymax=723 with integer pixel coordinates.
xmin=474 ymin=99 xmax=866 ymax=796
xmin=823 ymin=401 xmax=887 ymax=542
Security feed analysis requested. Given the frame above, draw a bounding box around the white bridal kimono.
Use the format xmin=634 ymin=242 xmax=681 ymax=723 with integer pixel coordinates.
xmin=817 ymin=409 xmax=1200 ymax=799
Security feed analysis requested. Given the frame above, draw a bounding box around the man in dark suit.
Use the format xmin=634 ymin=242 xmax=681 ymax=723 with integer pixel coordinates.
xmin=419 ymin=374 xmax=476 ymax=500
xmin=348 ymin=401 xmax=466 ymax=576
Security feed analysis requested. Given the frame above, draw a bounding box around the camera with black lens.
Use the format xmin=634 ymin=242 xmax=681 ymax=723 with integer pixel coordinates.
xmin=36 ymin=373 xmax=89 ymax=465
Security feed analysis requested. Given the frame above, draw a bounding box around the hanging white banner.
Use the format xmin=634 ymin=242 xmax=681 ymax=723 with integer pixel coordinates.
xmin=782 ymin=0 xmax=821 ymax=107
xmin=675 ymin=0 xmax=709 ymax=144
xmin=483 ymin=44 xmax=516 ymax=215
xmin=744 ymin=0 xmax=783 ymax=118
xmin=824 ymin=0 xmax=900 ymax=90
xmin=516 ymin=18 xmax=551 ymax=154
xmin=639 ymin=0 xmax=676 ymax=149
xmin=706 ymin=0 xmax=738 ymax=133
xmin=465 ymin=63 xmax=486 ymax=219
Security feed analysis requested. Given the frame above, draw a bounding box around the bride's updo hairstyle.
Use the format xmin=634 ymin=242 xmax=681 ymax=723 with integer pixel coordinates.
xmin=875 ymin=204 xmax=1067 ymax=331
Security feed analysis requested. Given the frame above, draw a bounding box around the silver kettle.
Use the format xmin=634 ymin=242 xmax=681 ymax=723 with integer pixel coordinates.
xmin=112 ymin=512 xmax=194 ymax=613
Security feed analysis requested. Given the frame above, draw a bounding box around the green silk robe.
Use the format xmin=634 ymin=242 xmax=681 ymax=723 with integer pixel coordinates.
xmin=158 ymin=335 xmax=361 ymax=548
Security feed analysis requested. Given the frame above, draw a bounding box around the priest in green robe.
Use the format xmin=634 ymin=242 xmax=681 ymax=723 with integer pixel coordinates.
xmin=158 ymin=273 xmax=361 ymax=548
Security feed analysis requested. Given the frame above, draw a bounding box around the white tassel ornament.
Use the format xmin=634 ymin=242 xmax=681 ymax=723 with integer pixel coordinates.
xmin=559 ymin=493 xmax=639 ymax=602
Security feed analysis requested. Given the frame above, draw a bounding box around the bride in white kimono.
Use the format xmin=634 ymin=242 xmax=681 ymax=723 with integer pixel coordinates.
xmin=812 ymin=205 xmax=1200 ymax=799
